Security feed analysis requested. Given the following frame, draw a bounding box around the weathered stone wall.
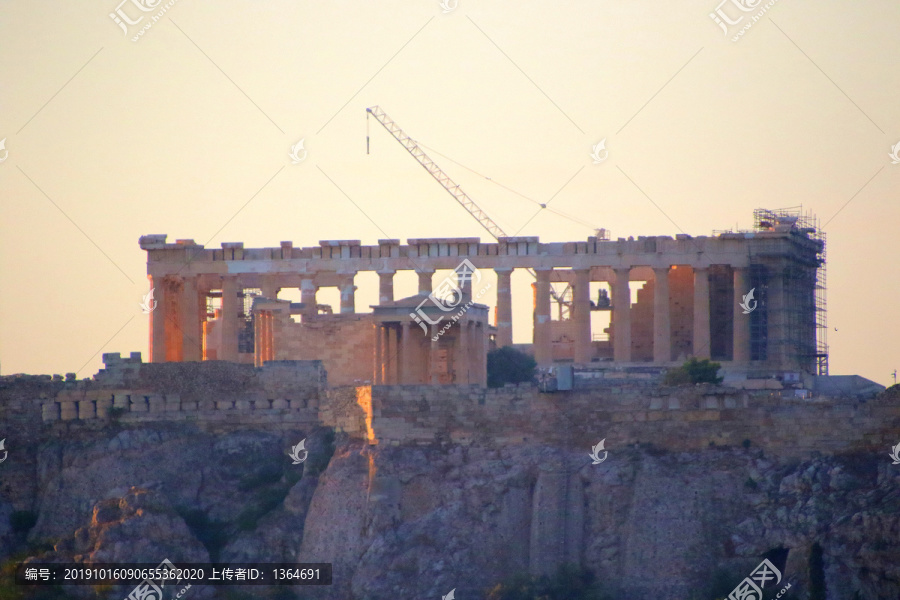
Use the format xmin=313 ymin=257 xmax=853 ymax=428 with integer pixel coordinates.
xmin=15 ymin=354 xmax=900 ymax=463
xmin=324 ymin=383 xmax=900 ymax=459
xmin=35 ymin=359 xmax=325 ymax=428
xmin=274 ymin=313 xmax=375 ymax=386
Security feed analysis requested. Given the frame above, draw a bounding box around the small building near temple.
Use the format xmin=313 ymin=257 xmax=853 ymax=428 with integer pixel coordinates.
xmin=371 ymin=294 xmax=490 ymax=385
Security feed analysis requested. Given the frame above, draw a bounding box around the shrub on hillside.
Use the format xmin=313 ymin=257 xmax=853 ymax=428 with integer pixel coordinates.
xmin=664 ymin=358 xmax=723 ymax=385
xmin=487 ymin=347 xmax=536 ymax=388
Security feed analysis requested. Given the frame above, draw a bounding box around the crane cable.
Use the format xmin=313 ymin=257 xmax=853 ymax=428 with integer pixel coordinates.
xmin=416 ymin=142 xmax=598 ymax=232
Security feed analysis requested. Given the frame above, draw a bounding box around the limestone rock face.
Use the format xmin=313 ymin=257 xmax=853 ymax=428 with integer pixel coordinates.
xmin=3 ymin=422 xmax=900 ymax=600
xmin=31 ymin=487 xmax=213 ymax=600
xmin=51 ymin=487 xmax=209 ymax=565
xmin=27 ymin=427 xmax=309 ymax=544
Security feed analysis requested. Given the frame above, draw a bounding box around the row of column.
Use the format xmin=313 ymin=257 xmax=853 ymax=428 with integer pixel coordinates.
xmin=373 ymin=320 xmax=488 ymax=385
xmin=150 ymin=272 xmax=364 ymax=364
xmin=514 ymin=265 xmax=750 ymax=366
xmin=151 ymin=265 xmax=752 ymax=367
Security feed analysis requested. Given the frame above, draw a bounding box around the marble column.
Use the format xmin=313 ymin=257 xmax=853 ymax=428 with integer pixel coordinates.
xmin=480 ymin=321 xmax=489 ymax=385
xmin=693 ymin=267 xmax=711 ymax=359
xmin=374 ymin=323 xmax=383 ymax=385
xmin=340 ymin=273 xmax=357 ymax=314
xmin=387 ymin=325 xmax=400 ymax=384
xmin=400 ymin=321 xmax=411 ymax=384
xmin=261 ymin=276 xmax=279 ymax=300
xmin=220 ymin=276 xmax=239 ymax=362
xmin=378 ymin=270 xmax=395 ymax=304
xmin=533 ymin=268 xmax=552 ymax=367
xmin=456 ymin=319 xmax=469 ymax=383
xmin=429 ymin=324 xmax=440 ymax=384
xmin=418 ymin=269 xmax=435 ymax=295
xmin=733 ymin=267 xmax=751 ymax=363
xmin=653 ymin=267 xmax=671 ymax=364
xmin=612 ymin=267 xmax=632 ymax=363
xmin=300 ymin=277 xmax=317 ymax=317
xmin=456 ymin=267 xmax=473 ymax=298
xmin=181 ymin=276 xmax=202 ymax=362
xmin=573 ymin=269 xmax=592 ymax=365
xmin=495 ymin=268 xmax=513 ymax=347
xmin=149 ymin=275 xmax=167 ymax=363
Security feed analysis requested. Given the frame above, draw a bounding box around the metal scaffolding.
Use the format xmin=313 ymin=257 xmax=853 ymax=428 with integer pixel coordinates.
xmin=753 ymin=207 xmax=827 ymax=375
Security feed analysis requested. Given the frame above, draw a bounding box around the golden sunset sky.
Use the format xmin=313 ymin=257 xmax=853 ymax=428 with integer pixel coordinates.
xmin=1 ymin=0 xmax=898 ymax=384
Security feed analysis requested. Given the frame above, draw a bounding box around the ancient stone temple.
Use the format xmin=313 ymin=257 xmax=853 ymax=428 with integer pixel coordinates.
xmin=140 ymin=208 xmax=827 ymax=385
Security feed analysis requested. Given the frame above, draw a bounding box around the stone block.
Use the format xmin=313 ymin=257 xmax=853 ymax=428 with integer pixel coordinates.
xmin=216 ymin=400 xmax=235 ymax=410
xmin=131 ymin=397 xmax=148 ymax=412
xmin=235 ymin=400 xmax=252 ymax=410
xmin=42 ymin=402 xmax=61 ymax=422
xmin=181 ymin=401 xmax=198 ymax=411
xmin=272 ymin=399 xmax=289 ymax=410
xmin=113 ymin=394 xmax=130 ymax=409
xmin=77 ymin=400 xmax=96 ymax=420
xmin=96 ymin=397 xmax=112 ymax=418
xmin=60 ymin=401 xmax=78 ymax=421
xmin=148 ymin=395 xmax=166 ymax=413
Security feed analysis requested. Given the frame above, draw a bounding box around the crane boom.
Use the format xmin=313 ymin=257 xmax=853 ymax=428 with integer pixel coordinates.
xmin=366 ymin=106 xmax=508 ymax=240
xmin=366 ymin=105 xmax=570 ymax=312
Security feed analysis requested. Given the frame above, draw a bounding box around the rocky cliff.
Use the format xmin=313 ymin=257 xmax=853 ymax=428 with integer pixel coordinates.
xmin=2 ymin=375 xmax=900 ymax=600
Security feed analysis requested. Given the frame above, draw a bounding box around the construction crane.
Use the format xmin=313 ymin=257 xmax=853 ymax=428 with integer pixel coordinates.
xmin=365 ymin=105 xmax=572 ymax=314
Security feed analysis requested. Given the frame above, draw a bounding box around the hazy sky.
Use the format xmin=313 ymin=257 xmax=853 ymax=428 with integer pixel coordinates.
xmin=1 ymin=1 xmax=898 ymax=385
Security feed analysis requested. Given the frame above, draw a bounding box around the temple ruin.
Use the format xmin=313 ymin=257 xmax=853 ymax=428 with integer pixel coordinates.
xmin=140 ymin=208 xmax=827 ymax=386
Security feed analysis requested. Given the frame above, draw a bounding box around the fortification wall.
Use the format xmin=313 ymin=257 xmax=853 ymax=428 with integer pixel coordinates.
xmin=9 ymin=353 xmax=899 ymax=460
xmin=36 ymin=358 xmax=325 ymax=428
xmin=323 ymin=383 xmax=900 ymax=459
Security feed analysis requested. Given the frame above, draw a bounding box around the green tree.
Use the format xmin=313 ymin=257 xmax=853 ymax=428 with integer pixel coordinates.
xmin=487 ymin=347 xmax=537 ymax=388
xmin=663 ymin=358 xmax=723 ymax=385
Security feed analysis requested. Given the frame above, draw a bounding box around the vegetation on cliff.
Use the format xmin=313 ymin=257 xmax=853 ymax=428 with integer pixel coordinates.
xmin=487 ymin=347 xmax=537 ymax=388
xmin=664 ymin=358 xmax=724 ymax=385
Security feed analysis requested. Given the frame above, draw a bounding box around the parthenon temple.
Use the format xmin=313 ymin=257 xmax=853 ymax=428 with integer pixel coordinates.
xmin=140 ymin=209 xmax=827 ymax=386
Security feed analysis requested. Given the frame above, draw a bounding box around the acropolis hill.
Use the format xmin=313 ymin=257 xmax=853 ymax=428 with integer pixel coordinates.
xmin=2 ymin=209 xmax=899 ymax=600
xmin=28 ymin=207 xmax=887 ymax=449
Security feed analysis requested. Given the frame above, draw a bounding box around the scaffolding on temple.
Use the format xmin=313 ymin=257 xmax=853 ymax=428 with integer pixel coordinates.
xmin=753 ymin=207 xmax=828 ymax=375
